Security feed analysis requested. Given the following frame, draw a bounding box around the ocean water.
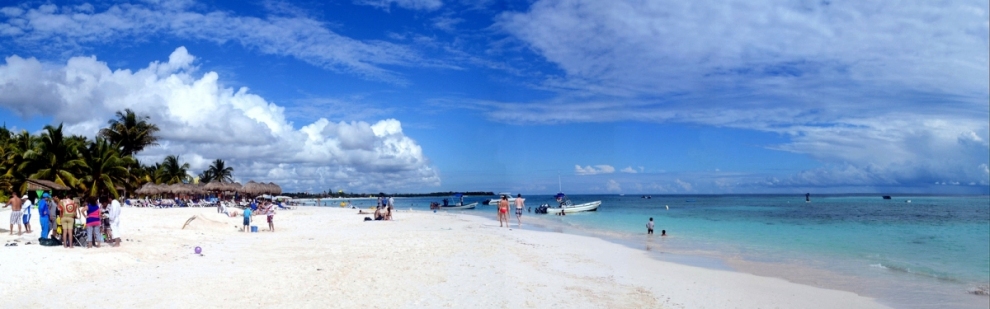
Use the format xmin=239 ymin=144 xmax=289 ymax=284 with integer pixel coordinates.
xmin=318 ymin=195 xmax=990 ymax=308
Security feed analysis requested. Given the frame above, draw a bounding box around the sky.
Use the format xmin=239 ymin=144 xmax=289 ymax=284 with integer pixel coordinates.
xmin=1 ymin=0 xmax=988 ymax=195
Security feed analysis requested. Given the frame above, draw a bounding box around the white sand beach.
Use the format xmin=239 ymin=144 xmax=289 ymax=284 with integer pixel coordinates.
xmin=0 ymin=207 xmax=888 ymax=308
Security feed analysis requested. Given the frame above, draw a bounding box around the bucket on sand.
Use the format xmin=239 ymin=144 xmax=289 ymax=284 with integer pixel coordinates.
xmin=250 ymin=226 xmax=258 ymax=233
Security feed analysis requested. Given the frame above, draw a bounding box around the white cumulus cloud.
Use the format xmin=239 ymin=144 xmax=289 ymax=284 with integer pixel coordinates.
xmin=605 ymin=179 xmax=621 ymax=192
xmin=486 ymin=0 xmax=990 ymax=189
xmin=356 ymin=0 xmax=443 ymax=11
xmin=620 ymin=166 xmax=637 ymax=174
xmin=575 ymin=164 xmax=615 ymax=175
xmin=0 ymin=1 xmax=433 ymax=83
xmin=0 ymin=47 xmax=440 ymax=192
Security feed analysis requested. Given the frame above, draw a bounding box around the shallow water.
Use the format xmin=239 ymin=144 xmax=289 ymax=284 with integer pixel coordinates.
xmin=319 ymin=195 xmax=990 ymax=308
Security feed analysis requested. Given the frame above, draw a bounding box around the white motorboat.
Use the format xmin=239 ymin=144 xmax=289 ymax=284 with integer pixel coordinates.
xmin=485 ymin=192 xmax=517 ymax=205
xmin=541 ymin=201 xmax=601 ymax=214
xmin=536 ymin=191 xmax=601 ymax=214
xmin=441 ymin=202 xmax=478 ymax=210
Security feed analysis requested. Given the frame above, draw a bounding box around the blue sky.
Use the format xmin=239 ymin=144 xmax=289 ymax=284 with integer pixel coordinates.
xmin=1 ymin=0 xmax=988 ymax=194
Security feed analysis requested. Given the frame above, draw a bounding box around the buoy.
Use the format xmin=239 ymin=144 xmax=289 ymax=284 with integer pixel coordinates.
xmin=665 ymin=205 xmax=669 ymax=210
xmin=194 ymin=246 xmax=202 ymax=254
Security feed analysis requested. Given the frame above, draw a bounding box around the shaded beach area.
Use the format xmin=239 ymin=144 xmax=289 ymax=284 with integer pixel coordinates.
xmin=1 ymin=206 xmax=887 ymax=308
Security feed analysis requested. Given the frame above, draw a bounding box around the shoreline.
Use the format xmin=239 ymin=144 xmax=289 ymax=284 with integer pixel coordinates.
xmin=1 ymin=206 xmax=888 ymax=308
xmin=446 ymin=207 xmax=990 ymax=309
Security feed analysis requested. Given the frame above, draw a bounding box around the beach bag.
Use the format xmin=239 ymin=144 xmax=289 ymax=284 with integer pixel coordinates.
xmin=39 ymin=237 xmax=61 ymax=247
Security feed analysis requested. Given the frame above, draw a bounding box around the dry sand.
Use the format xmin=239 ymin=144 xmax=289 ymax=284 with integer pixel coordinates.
xmin=0 ymin=207 xmax=888 ymax=308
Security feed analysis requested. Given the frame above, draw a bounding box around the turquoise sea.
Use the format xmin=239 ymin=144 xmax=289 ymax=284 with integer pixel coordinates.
xmin=318 ymin=195 xmax=990 ymax=308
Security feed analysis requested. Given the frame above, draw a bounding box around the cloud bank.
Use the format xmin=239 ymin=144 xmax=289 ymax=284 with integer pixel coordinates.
xmin=0 ymin=47 xmax=440 ymax=192
xmin=355 ymin=0 xmax=443 ymax=11
xmin=575 ymin=164 xmax=614 ymax=175
xmin=0 ymin=1 xmax=429 ymax=83
xmin=490 ymin=0 xmax=990 ymax=190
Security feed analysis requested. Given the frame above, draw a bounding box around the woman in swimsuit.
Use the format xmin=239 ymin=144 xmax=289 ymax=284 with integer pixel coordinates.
xmin=498 ymin=195 xmax=509 ymax=228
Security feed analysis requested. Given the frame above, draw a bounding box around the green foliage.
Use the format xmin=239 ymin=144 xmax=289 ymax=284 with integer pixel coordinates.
xmin=1 ymin=111 xmax=237 ymax=198
xmin=100 ymin=109 xmax=160 ymax=157
xmin=206 ymin=159 xmax=234 ymax=183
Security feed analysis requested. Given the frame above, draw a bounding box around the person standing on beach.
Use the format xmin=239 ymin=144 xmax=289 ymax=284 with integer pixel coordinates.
xmin=5 ymin=194 xmax=23 ymax=235
xmin=59 ymin=196 xmax=78 ymax=248
xmin=84 ymin=196 xmax=102 ymax=248
xmin=514 ymin=194 xmax=525 ymax=227
xmin=21 ymin=195 xmax=33 ymax=233
xmin=647 ymin=217 xmax=655 ymax=235
xmin=107 ymin=197 xmax=122 ymax=247
xmin=498 ymin=195 xmax=510 ymax=228
xmin=243 ymin=206 xmax=252 ymax=232
xmin=386 ymin=196 xmax=394 ymax=220
xmin=38 ymin=193 xmax=51 ymax=240
xmin=266 ymin=201 xmax=275 ymax=232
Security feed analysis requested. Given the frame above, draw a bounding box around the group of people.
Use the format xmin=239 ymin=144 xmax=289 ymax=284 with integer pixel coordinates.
xmin=646 ymin=217 xmax=666 ymax=236
xmin=496 ymin=194 xmax=525 ymax=228
xmin=374 ymin=196 xmax=394 ymax=221
xmin=4 ymin=194 xmax=33 ymax=236
xmin=238 ymin=198 xmax=278 ymax=232
xmin=4 ymin=192 xmax=122 ymax=248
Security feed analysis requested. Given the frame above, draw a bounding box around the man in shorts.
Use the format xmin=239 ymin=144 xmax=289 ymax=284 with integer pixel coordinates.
xmin=5 ymin=194 xmax=23 ymax=235
xmin=514 ymin=194 xmax=525 ymax=227
xmin=242 ymin=206 xmax=252 ymax=232
xmin=21 ymin=195 xmax=32 ymax=233
xmin=647 ymin=217 xmax=655 ymax=235
xmin=265 ymin=201 xmax=275 ymax=232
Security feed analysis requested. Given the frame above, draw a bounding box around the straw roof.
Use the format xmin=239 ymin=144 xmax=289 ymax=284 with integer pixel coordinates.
xmin=234 ymin=181 xmax=281 ymax=196
xmin=268 ymin=182 xmax=281 ymax=195
xmin=135 ymin=183 xmax=159 ymax=195
xmin=224 ymin=182 xmax=242 ymax=192
xmin=203 ymin=181 xmax=225 ymax=191
xmin=25 ymin=179 xmax=71 ymax=191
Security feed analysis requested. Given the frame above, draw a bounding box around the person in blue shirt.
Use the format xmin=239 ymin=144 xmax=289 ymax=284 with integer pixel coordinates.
xmin=242 ymin=207 xmax=252 ymax=232
xmin=38 ymin=193 xmax=52 ymax=238
xmin=38 ymin=193 xmax=52 ymax=240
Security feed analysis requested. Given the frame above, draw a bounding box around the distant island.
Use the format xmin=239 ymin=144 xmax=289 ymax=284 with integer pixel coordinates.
xmin=283 ymin=191 xmax=495 ymax=199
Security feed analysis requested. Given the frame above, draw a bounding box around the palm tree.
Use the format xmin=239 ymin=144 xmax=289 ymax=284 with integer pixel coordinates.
xmin=100 ymin=109 xmax=160 ymax=157
xmin=0 ymin=126 xmax=12 ymax=194
xmin=2 ymin=130 xmax=36 ymax=194
xmin=198 ymin=169 xmax=214 ymax=184
xmin=25 ymin=124 xmax=85 ymax=189
xmin=80 ymin=138 xmax=133 ymax=198
xmin=206 ymin=159 xmax=234 ymax=183
xmin=158 ymin=155 xmax=190 ymax=185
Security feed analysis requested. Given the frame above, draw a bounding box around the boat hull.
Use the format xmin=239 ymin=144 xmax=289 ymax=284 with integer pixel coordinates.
xmin=441 ymin=202 xmax=477 ymax=210
xmin=542 ymin=201 xmax=601 ymax=214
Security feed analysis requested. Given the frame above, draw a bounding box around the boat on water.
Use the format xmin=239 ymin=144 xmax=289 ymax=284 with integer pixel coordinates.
xmin=441 ymin=202 xmax=478 ymax=210
xmin=535 ymin=193 xmax=601 ymax=214
xmin=439 ymin=193 xmax=477 ymax=210
xmin=484 ymin=192 xmax=517 ymax=205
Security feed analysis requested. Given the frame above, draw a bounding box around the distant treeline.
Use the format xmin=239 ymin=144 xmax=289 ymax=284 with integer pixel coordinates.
xmin=284 ymin=191 xmax=495 ymax=198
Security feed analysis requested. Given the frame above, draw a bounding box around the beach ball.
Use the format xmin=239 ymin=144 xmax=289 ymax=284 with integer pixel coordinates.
xmin=194 ymin=246 xmax=202 ymax=254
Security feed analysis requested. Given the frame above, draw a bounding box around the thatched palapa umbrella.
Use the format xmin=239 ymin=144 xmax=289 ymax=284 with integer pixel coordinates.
xmin=25 ymin=179 xmax=71 ymax=191
xmin=204 ymin=182 xmax=224 ymax=192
